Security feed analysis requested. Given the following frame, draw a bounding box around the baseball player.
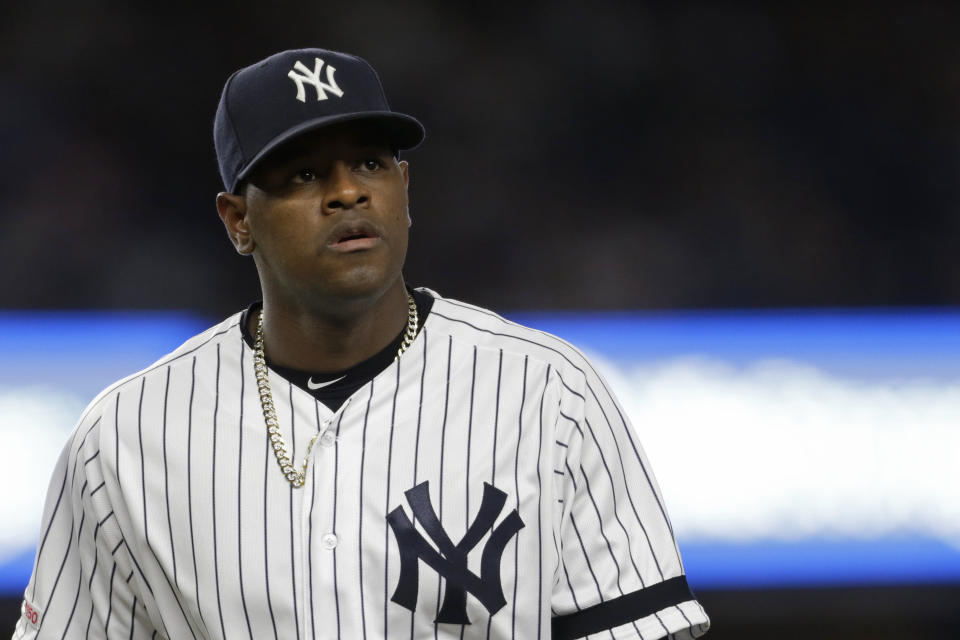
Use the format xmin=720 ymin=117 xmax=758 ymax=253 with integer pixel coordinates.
xmin=14 ymin=48 xmax=709 ymax=639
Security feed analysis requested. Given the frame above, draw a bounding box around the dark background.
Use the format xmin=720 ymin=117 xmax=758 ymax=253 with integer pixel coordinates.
xmin=3 ymin=2 xmax=960 ymax=315
xmin=3 ymin=2 xmax=959 ymax=638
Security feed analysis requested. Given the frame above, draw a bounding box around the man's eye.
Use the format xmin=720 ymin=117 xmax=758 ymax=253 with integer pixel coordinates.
xmin=292 ymin=169 xmax=317 ymax=183
xmin=361 ymin=159 xmax=382 ymax=171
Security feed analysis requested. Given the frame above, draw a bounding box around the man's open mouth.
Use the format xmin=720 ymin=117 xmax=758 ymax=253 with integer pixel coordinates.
xmin=327 ymin=220 xmax=382 ymax=251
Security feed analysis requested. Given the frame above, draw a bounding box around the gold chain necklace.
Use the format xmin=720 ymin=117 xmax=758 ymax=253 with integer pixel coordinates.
xmin=253 ymin=294 xmax=419 ymax=488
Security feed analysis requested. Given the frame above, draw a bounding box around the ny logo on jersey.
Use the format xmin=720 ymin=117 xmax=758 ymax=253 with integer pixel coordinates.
xmin=386 ymin=481 xmax=525 ymax=624
xmin=287 ymin=57 xmax=345 ymax=103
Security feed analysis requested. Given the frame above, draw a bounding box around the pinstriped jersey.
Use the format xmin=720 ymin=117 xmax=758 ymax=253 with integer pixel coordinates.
xmin=15 ymin=289 xmax=709 ymax=639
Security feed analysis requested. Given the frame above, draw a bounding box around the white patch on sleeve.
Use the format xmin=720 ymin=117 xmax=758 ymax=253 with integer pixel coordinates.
xmin=21 ymin=599 xmax=42 ymax=628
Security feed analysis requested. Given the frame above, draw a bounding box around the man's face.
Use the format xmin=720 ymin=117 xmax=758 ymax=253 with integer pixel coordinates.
xmin=235 ymin=121 xmax=411 ymax=306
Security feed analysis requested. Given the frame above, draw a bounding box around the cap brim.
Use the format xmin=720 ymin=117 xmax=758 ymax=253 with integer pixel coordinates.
xmin=233 ymin=111 xmax=425 ymax=192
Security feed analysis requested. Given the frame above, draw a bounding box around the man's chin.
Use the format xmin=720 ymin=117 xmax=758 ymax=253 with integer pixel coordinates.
xmin=303 ymin=270 xmax=403 ymax=309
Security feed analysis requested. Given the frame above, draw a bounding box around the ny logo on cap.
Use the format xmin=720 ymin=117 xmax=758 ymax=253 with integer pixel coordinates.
xmin=287 ymin=57 xmax=345 ymax=103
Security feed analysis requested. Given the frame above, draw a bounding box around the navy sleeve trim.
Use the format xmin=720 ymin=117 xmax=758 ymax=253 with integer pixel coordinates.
xmin=552 ymin=575 xmax=694 ymax=640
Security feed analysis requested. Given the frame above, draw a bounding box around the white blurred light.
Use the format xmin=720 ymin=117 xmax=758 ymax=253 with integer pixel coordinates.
xmin=587 ymin=354 xmax=960 ymax=546
xmin=0 ymin=387 xmax=84 ymax=562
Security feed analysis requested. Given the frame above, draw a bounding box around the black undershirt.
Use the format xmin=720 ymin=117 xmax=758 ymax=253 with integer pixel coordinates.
xmin=239 ymin=287 xmax=434 ymax=411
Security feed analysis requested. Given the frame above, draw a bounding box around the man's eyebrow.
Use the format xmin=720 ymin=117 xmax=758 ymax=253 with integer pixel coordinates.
xmin=259 ymin=146 xmax=311 ymax=169
xmin=261 ymin=139 xmax=394 ymax=171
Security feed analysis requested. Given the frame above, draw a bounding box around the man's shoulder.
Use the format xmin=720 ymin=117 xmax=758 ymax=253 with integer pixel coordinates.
xmin=422 ymin=288 xmax=597 ymax=383
xmin=80 ymin=311 xmax=244 ymax=419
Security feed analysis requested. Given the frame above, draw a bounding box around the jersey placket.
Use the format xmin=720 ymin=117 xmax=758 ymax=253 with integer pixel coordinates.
xmin=301 ymin=396 xmax=351 ymax=638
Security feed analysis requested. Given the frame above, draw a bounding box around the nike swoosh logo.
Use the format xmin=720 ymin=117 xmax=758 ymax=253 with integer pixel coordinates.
xmin=307 ymin=375 xmax=346 ymax=390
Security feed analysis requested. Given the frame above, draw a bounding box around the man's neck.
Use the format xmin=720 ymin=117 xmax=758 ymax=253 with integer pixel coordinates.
xmin=254 ymin=280 xmax=410 ymax=373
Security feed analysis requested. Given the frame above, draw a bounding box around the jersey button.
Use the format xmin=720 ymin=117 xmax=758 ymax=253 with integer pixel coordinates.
xmin=321 ymin=533 xmax=338 ymax=550
xmin=319 ymin=430 xmax=336 ymax=447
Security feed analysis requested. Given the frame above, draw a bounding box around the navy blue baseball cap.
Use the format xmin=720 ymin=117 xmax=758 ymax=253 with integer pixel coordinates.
xmin=214 ymin=48 xmax=425 ymax=193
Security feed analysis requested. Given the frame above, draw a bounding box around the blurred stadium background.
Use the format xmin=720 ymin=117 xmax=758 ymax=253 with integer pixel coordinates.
xmin=3 ymin=2 xmax=959 ymax=638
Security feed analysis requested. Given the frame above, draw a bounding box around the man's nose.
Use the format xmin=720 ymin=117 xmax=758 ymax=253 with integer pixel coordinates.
xmin=323 ymin=163 xmax=368 ymax=213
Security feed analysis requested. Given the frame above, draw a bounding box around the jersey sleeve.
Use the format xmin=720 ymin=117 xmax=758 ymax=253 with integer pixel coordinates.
xmin=13 ymin=409 xmax=162 ymax=640
xmin=551 ymin=366 xmax=710 ymax=639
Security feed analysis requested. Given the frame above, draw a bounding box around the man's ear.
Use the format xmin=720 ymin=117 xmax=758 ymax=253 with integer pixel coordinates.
xmin=216 ymin=192 xmax=255 ymax=255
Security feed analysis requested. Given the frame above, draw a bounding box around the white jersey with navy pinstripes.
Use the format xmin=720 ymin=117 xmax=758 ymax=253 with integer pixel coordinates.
xmin=15 ymin=288 xmax=709 ymax=639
